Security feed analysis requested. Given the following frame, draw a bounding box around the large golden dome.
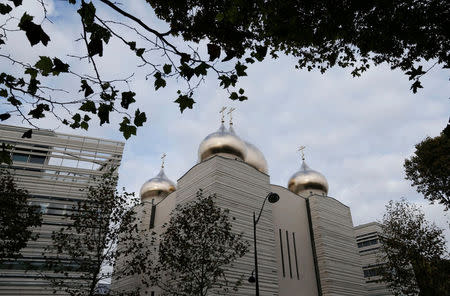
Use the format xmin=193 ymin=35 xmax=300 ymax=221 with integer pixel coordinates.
xmin=288 ymin=161 xmax=329 ymax=196
xmin=140 ymin=168 xmax=176 ymax=202
xmin=198 ymin=123 xmax=247 ymax=162
xmin=244 ymin=141 xmax=268 ymax=174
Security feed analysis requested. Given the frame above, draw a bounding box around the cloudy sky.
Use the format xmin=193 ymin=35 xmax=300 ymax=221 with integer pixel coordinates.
xmin=1 ymin=1 xmax=449 ymax=241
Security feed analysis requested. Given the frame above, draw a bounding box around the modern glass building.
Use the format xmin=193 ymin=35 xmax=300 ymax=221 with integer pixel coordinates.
xmin=0 ymin=124 xmax=124 ymax=295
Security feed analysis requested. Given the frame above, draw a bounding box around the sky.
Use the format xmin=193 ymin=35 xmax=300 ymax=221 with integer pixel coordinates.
xmin=1 ymin=1 xmax=449 ymax=242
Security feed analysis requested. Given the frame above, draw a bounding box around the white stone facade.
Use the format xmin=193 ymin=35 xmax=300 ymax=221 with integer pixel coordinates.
xmin=112 ymin=155 xmax=368 ymax=296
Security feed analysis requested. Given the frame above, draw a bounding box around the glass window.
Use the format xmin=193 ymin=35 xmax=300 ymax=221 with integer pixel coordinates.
xmin=30 ymin=155 xmax=46 ymax=164
xmin=364 ymin=268 xmax=380 ymax=278
xmin=12 ymin=153 xmax=28 ymax=162
xmin=358 ymin=238 xmax=379 ymax=248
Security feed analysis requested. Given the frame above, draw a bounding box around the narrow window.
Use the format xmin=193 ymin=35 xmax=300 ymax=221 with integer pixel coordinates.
xmin=279 ymin=229 xmax=285 ymax=277
xmin=286 ymin=230 xmax=293 ymax=279
xmin=293 ymin=232 xmax=300 ymax=280
xmin=149 ymin=204 xmax=156 ymax=229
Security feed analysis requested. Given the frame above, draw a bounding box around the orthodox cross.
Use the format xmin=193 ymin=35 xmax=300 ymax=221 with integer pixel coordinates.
xmin=161 ymin=153 xmax=166 ymax=168
xmin=219 ymin=107 xmax=227 ymax=123
xmin=227 ymin=107 xmax=236 ymax=125
xmin=298 ymin=146 xmax=306 ymax=161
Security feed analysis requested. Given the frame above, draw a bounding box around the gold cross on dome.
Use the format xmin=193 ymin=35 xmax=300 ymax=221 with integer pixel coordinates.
xmin=161 ymin=153 xmax=166 ymax=168
xmin=227 ymin=107 xmax=236 ymax=125
xmin=298 ymin=146 xmax=306 ymax=161
xmin=219 ymin=107 xmax=227 ymax=123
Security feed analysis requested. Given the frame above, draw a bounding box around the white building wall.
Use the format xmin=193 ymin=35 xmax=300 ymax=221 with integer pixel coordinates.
xmin=175 ymin=156 xmax=279 ymax=295
xmin=308 ymin=195 xmax=367 ymax=296
xmin=270 ymin=185 xmax=319 ymax=296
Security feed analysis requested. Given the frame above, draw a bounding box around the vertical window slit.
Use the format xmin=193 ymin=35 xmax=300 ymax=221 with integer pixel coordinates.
xmin=293 ymin=232 xmax=300 ymax=280
xmin=286 ymin=230 xmax=293 ymax=279
xmin=149 ymin=204 xmax=156 ymax=229
xmin=279 ymin=229 xmax=285 ymax=277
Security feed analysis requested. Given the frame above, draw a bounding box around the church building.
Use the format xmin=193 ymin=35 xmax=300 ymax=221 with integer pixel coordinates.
xmin=112 ymin=109 xmax=368 ymax=296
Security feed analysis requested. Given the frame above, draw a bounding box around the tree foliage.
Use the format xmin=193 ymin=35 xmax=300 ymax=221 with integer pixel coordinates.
xmin=379 ymin=199 xmax=449 ymax=296
xmin=151 ymin=190 xmax=249 ymax=296
xmin=0 ymin=169 xmax=42 ymax=262
xmin=0 ymin=0 xmax=448 ymax=138
xmin=404 ymin=131 xmax=450 ymax=210
xmin=43 ymin=170 xmax=148 ymax=296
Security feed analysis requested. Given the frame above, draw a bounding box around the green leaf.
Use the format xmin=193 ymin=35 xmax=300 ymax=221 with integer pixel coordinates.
xmin=229 ymin=91 xmax=247 ymax=101
xmin=215 ymin=13 xmax=224 ymax=22
xmin=218 ymin=75 xmax=238 ymax=88
xmin=0 ymin=4 xmax=12 ymax=15
xmin=83 ymin=115 xmax=91 ymax=122
xmin=174 ymin=94 xmax=195 ymax=113
xmin=411 ymin=80 xmax=423 ymax=94
xmin=163 ymin=64 xmax=172 ymax=74
xmin=0 ymin=89 xmax=7 ymax=97
xmin=25 ymin=68 xmax=38 ymax=79
xmin=98 ymin=103 xmax=112 ymax=125
xmin=79 ymin=100 xmax=96 ymax=114
xmin=119 ymin=117 xmax=136 ymax=140
xmin=77 ymin=1 xmax=95 ymax=26
xmin=207 ymin=44 xmax=221 ymax=61
xmin=0 ymin=113 xmax=11 ymax=121
xmin=27 ymin=78 xmax=40 ymax=95
xmin=251 ymin=45 xmax=267 ymax=62
xmin=194 ymin=62 xmax=209 ymax=77
xmin=10 ymin=0 xmax=23 ymax=7
xmin=0 ymin=144 xmax=12 ymax=165
xmin=52 ymin=58 xmax=69 ymax=74
xmin=21 ymin=129 xmax=32 ymax=138
xmin=7 ymin=96 xmax=21 ymax=106
xmin=128 ymin=41 xmax=136 ymax=50
xmin=154 ymin=72 xmax=166 ymax=90
xmin=87 ymin=37 xmax=103 ymax=57
xmin=18 ymin=13 xmax=50 ymax=46
xmin=80 ymin=80 xmax=94 ymax=97
xmin=72 ymin=113 xmax=81 ymax=123
xmin=34 ymin=56 xmax=53 ymax=76
xmin=179 ymin=63 xmax=194 ymax=80
xmin=238 ymin=88 xmax=244 ymax=95
xmin=121 ymin=91 xmax=136 ymax=109
xmin=80 ymin=121 xmax=89 ymax=130
xmin=136 ymin=48 xmax=145 ymax=57
xmin=134 ymin=109 xmax=146 ymax=127
xmin=235 ymin=62 xmax=247 ymax=77
xmin=28 ymin=103 xmax=49 ymax=119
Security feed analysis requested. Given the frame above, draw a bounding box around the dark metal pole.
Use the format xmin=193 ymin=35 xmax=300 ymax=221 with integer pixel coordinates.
xmin=253 ymin=211 xmax=259 ymax=296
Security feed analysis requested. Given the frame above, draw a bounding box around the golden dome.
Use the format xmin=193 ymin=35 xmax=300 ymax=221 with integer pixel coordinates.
xmin=198 ymin=123 xmax=247 ymax=162
xmin=243 ymin=141 xmax=268 ymax=174
xmin=140 ymin=168 xmax=176 ymax=202
xmin=288 ymin=161 xmax=329 ymax=196
xmin=228 ymin=117 xmax=268 ymax=174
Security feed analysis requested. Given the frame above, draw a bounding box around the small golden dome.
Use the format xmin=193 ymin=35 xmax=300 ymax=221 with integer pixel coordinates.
xmin=198 ymin=123 xmax=247 ymax=162
xmin=288 ymin=161 xmax=329 ymax=196
xmin=140 ymin=168 xmax=176 ymax=202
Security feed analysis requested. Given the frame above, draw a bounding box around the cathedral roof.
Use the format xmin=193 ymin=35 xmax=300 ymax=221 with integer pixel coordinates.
xmin=198 ymin=122 xmax=247 ymax=162
xmin=140 ymin=167 xmax=176 ymax=202
xmin=288 ymin=160 xmax=329 ymax=196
